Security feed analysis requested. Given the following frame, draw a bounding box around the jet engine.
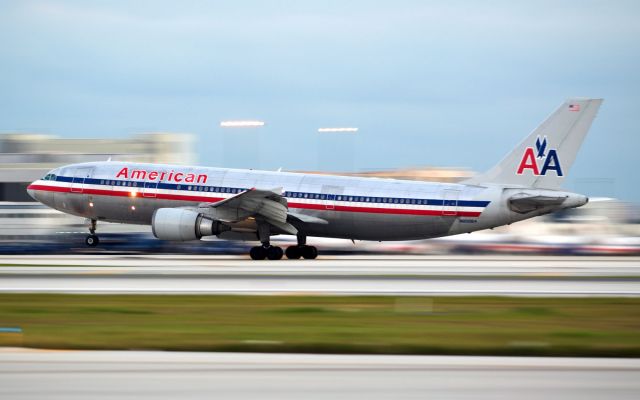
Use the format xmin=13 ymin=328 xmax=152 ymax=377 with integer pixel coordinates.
xmin=152 ymin=208 xmax=229 ymax=241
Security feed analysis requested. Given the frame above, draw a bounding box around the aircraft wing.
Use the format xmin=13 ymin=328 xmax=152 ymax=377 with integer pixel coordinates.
xmin=508 ymin=193 xmax=568 ymax=214
xmin=204 ymin=188 xmax=299 ymax=234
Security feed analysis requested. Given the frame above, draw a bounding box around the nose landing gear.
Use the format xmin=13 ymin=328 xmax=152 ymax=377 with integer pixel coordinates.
xmin=85 ymin=219 xmax=100 ymax=247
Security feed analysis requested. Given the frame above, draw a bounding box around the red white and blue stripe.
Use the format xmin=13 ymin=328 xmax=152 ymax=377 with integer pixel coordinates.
xmin=28 ymin=175 xmax=490 ymax=218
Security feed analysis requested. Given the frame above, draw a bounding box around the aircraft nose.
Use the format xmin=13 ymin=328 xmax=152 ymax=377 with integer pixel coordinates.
xmin=27 ymin=183 xmax=38 ymax=201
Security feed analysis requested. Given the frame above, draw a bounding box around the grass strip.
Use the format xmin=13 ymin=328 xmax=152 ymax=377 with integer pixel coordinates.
xmin=1 ymin=294 xmax=639 ymax=357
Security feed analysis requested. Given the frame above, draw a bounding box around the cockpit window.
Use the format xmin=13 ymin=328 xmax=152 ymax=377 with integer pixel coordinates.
xmin=42 ymin=171 xmax=58 ymax=181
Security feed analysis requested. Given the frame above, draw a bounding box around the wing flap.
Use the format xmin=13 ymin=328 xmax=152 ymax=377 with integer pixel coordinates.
xmin=203 ymin=188 xmax=296 ymax=234
xmin=287 ymin=211 xmax=329 ymax=225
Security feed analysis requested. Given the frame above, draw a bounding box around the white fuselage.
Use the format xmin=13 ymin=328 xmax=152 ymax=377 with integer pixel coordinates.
xmin=27 ymin=161 xmax=584 ymax=242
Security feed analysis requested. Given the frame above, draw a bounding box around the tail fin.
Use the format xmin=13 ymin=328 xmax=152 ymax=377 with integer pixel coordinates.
xmin=464 ymin=98 xmax=603 ymax=189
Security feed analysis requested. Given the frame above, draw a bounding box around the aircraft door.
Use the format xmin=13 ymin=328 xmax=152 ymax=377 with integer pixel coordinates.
xmin=442 ymin=189 xmax=460 ymax=216
xmin=70 ymin=167 xmax=94 ymax=194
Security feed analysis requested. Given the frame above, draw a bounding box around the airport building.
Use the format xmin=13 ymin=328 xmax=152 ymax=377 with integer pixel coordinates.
xmin=0 ymin=133 xmax=195 ymax=201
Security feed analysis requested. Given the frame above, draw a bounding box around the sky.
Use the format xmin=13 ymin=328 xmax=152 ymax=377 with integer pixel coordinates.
xmin=1 ymin=1 xmax=639 ymax=201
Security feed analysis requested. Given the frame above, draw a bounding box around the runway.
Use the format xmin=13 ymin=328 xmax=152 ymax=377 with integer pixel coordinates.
xmin=1 ymin=349 xmax=639 ymax=400
xmin=0 ymin=255 xmax=639 ymax=296
xmin=3 ymin=254 xmax=640 ymax=276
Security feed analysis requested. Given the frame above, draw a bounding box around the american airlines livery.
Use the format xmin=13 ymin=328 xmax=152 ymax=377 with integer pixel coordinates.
xmin=28 ymin=98 xmax=602 ymax=260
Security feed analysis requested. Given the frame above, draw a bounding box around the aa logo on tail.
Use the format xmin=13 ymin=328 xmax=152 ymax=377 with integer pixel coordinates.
xmin=516 ymin=136 xmax=563 ymax=176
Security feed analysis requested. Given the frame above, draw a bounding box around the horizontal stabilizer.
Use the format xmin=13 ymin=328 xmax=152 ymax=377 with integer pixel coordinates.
xmin=508 ymin=193 xmax=568 ymax=214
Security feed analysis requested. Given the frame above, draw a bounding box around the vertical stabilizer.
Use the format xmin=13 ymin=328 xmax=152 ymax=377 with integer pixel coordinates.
xmin=464 ymin=98 xmax=603 ymax=189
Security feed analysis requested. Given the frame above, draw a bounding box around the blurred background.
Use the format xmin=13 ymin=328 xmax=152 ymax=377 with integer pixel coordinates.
xmin=0 ymin=1 xmax=639 ymax=254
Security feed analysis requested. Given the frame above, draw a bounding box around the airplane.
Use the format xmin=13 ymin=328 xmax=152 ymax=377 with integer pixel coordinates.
xmin=27 ymin=98 xmax=602 ymax=260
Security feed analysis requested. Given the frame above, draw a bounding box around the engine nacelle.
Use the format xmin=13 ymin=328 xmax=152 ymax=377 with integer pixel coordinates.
xmin=152 ymin=208 xmax=229 ymax=241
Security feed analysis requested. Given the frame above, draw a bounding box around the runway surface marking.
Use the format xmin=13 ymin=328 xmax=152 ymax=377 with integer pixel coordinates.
xmin=1 ymin=255 xmax=638 ymax=296
xmin=1 ymin=349 xmax=639 ymax=400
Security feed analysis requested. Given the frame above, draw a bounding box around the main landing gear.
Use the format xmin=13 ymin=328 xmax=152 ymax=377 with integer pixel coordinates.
xmin=285 ymin=244 xmax=317 ymax=260
xmin=249 ymin=226 xmax=318 ymax=260
xmin=249 ymin=223 xmax=283 ymax=260
xmin=249 ymin=245 xmax=283 ymax=260
xmin=85 ymin=219 xmax=99 ymax=247
xmin=248 ymin=243 xmax=318 ymax=260
xmin=284 ymin=233 xmax=318 ymax=260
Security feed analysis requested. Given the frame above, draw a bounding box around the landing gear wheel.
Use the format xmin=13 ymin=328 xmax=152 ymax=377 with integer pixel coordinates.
xmin=285 ymin=246 xmax=302 ymax=259
xmin=249 ymin=246 xmax=267 ymax=260
xmin=301 ymin=245 xmax=318 ymax=260
xmin=85 ymin=234 xmax=99 ymax=247
xmin=266 ymin=246 xmax=284 ymax=260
